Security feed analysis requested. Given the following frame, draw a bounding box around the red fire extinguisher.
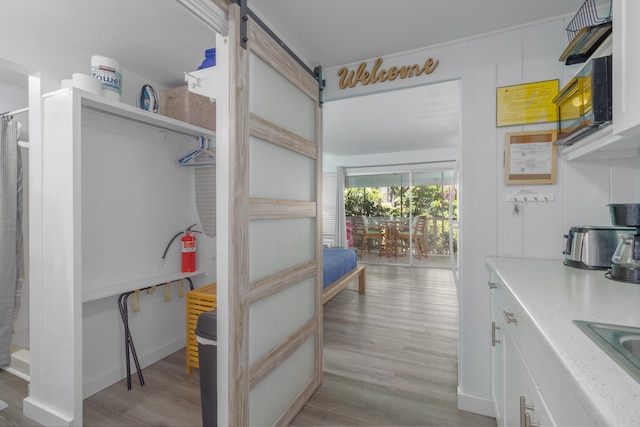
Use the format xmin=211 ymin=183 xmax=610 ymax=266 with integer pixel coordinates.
xmin=181 ymin=230 xmax=197 ymax=272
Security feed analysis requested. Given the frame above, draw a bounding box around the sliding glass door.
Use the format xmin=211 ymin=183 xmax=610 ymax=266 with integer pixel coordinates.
xmin=343 ymin=164 xmax=457 ymax=268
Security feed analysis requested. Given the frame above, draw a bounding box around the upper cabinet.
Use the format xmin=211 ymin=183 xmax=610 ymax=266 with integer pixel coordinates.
xmin=612 ymin=0 xmax=640 ymax=136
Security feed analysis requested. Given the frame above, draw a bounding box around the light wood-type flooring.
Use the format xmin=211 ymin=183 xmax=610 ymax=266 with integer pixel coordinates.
xmin=292 ymin=264 xmax=495 ymax=426
xmin=0 ymin=264 xmax=496 ymax=426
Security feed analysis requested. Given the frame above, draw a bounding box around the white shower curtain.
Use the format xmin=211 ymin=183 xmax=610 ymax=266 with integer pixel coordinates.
xmin=0 ymin=116 xmax=24 ymax=366
xmin=334 ymin=166 xmax=347 ymax=248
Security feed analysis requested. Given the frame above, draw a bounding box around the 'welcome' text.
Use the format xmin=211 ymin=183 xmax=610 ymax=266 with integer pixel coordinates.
xmin=337 ymin=57 xmax=440 ymax=89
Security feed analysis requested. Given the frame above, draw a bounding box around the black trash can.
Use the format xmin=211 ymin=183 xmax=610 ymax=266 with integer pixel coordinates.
xmin=195 ymin=309 xmax=217 ymax=427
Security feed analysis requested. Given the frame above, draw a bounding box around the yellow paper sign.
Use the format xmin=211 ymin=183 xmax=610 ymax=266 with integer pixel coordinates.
xmin=497 ymin=80 xmax=559 ymax=127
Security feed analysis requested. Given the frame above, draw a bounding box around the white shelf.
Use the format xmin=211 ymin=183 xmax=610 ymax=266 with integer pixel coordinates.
xmin=185 ymin=66 xmax=220 ymax=100
xmin=559 ymin=124 xmax=640 ymax=161
xmin=184 ymin=34 xmax=227 ymax=100
xmin=45 ymin=88 xmax=216 ymax=139
xmin=82 ymin=270 xmax=204 ymax=302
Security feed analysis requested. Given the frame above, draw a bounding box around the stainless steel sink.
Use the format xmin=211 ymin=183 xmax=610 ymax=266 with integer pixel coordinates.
xmin=621 ymin=335 xmax=640 ymax=358
xmin=574 ymin=320 xmax=640 ymax=383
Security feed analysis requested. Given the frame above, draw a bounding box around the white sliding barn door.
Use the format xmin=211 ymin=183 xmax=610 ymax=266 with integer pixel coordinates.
xmin=227 ymin=4 xmax=322 ymax=425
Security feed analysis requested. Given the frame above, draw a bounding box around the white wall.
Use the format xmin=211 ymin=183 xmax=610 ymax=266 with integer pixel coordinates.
xmin=0 ymin=25 xmax=167 ymax=104
xmin=322 ymin=14 xmax=640 ymax=416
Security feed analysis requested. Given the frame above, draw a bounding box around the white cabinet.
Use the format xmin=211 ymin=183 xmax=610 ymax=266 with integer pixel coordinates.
xmin=486 ymin=257 xmax=640 ymax=425
xmin=612 ymin=0 xmax=640 ymax=136
xmin=503 ymin=329 xmax=554 ymax=427
xmin=490 ymin=277 xmax=554 ymax=427
xmin=491 ymin=298 xmax=505 ymax=425
xmin=489 ymin=270 xmax=597 ymax=427
xmin=25 ymin=87 xmax=215 ymax=424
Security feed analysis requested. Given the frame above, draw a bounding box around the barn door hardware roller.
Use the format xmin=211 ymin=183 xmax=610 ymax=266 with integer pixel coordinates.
xmin=314 ymin=65 xmax=326 ymax=106
xmin=239 ymin=0 xmax=248 ymax=49
xmin=233 ymin=0 xmax=322 ymax=86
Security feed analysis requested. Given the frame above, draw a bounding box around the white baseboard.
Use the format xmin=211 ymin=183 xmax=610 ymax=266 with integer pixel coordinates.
xmin=457 ymin=387 xmax=495 ymax=418
xmin=1 ymin=346 xmax=31 ymax=382
xmin=83 ymin=336 xmax=186 ymax=398
xmin=7 ymin=347 xmax=30 ymax=381
xmin=23 ymin=397 xmax=74 ymax=427
xmin=1 ymin=365 xmax=29 ymax=382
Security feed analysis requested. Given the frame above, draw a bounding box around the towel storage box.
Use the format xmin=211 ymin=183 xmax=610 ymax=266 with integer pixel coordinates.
xmin=159 ymin=85 xmax=216 ymax=131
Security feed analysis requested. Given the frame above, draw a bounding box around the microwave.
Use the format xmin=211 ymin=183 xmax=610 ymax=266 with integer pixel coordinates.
xmin=553 ymin=55 xmax=612 ymax=146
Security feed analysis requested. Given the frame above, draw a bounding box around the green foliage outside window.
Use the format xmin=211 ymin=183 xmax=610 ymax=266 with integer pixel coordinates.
xmin=344 ymin=187 xmax=391 ymax=217
xmin=344 ymin=184 xmax=458 ymax=255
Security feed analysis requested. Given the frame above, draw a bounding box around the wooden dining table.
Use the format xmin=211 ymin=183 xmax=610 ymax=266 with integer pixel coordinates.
xmin=381 ymin=218 xmax=408 ymax=257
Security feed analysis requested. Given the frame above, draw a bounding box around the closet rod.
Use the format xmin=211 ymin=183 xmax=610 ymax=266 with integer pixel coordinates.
xmin=1 ymin=106 xmax=28 ymax=117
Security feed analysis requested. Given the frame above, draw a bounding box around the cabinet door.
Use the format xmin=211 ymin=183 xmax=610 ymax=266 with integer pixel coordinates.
xmin=503 ymin=325 xmax=522 ymax=427
xmin=504 ymin=327 xmax=556 ymax=427
xmin=491 ymin=297 xmax=506 ymax=426
xmin=613 ymin=0 xmax=640 ymax=135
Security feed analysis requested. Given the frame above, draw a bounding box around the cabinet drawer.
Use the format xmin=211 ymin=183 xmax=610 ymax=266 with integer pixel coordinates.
xmin=490 ymin=276 xmax=539 ymax=378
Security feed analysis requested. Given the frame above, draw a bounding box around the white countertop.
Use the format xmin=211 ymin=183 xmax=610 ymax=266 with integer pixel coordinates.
xmin=486 ymin=257 xmax=640 ymax=427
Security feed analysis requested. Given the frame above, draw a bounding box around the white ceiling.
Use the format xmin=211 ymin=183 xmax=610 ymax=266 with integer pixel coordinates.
xmin=249 ymin=0 xmax=604 ymax=69
xmin=3 ymin=0 xmax=606 ymax=157
xmin=248 ymin=0 xmax=606 ymax=157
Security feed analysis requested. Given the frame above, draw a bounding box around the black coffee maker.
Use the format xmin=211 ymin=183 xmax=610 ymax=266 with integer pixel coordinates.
xmin=608 ymin=204 xmax=640 ymax=283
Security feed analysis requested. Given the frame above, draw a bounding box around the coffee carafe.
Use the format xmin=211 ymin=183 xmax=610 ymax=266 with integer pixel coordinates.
xmin=608 ymin=204 xmax=640 ymax=283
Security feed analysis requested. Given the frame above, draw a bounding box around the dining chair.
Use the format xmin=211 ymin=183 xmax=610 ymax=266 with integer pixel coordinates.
xmin=398 ymin=215 xmax=428 ymax=260
xmin=352 ymin=215 xmax=382 ymax=258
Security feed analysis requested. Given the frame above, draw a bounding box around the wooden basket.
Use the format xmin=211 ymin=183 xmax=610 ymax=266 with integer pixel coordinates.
xmin=186 ymin=283 xmax=217 ymax=374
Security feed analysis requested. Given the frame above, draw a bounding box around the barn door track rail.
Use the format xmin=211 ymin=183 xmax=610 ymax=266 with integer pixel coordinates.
xmin=233 ymin=0 xmax=324 ymax=96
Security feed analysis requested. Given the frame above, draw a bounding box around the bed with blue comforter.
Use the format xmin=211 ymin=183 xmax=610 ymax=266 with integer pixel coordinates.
xmin=322 ymin=247 xmax=366 ymax=304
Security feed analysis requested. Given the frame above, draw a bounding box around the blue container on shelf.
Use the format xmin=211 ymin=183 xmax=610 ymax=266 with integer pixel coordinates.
xmin=198 ymin=48 xmax=216 ymax=70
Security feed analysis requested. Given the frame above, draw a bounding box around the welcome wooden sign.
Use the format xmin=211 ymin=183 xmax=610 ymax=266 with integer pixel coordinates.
xmin=337 ymin=57 xmax=440 ymax=89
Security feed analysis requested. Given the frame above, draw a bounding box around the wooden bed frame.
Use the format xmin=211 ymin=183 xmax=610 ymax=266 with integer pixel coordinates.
xmin=322 ymin=264 xmax=366 ymax=304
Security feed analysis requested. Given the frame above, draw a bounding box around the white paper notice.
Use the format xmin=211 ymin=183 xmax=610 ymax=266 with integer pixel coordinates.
xmin=509 ymin=142 xmax=552 ymax=175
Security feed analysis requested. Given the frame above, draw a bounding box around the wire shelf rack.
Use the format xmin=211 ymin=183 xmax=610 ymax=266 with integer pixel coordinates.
xmin=566 ymin=0 xmax=612 ymax=44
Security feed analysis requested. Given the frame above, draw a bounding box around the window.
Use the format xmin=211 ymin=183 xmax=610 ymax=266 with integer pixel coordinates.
xmin=326 ymin=163 xmax=457 ymax=267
